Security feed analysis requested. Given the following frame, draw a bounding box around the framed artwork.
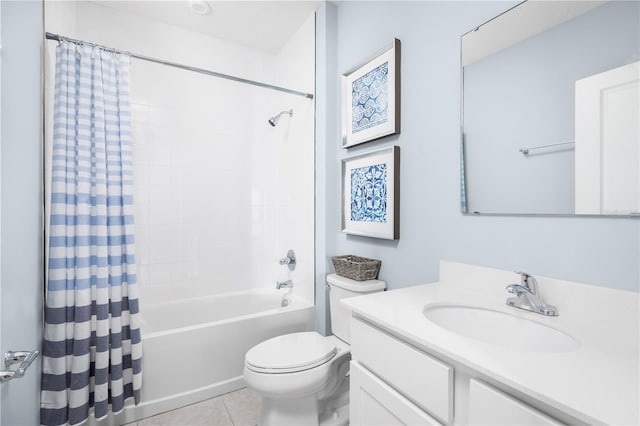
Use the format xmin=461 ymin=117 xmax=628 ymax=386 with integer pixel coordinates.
xmin=342 ymin=38 xmax=401 ymax=148
xmin=342 ymin=146 xmax=400 ymax=240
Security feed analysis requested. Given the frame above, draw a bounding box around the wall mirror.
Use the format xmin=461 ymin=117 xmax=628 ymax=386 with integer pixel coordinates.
xmin=461 ymin=0 xmax=639 ymax=216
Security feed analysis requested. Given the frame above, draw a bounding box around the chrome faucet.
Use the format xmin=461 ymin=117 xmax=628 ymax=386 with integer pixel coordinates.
xmin=276 ymin=280 xmax=293 ymax=290
xmin=506 ymin=272 xmax=558 ymax=316
xmin=279 ymin=249 xmax=296 ymax=271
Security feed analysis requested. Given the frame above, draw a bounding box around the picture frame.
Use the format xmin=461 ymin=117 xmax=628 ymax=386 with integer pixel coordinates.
xmin=342 ymin=146 xmax=400 ymax=240
xmin=342 ymin=38 xmax=401 ymax=148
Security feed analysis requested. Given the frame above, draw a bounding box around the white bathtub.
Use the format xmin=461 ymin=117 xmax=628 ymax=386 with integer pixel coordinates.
xmin=117 ymin=289 xmax=314 ymax=423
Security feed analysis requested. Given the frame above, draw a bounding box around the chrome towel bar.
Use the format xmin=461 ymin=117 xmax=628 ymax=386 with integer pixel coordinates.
xmin=519 ymin=140 xmax=575 ymax=155
xmin=0 ymin=350 xmax=40 ymax=384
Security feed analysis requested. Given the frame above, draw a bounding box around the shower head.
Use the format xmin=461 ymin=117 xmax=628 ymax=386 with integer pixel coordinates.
xmin=268 ymin=109 xmax=293 ymax=127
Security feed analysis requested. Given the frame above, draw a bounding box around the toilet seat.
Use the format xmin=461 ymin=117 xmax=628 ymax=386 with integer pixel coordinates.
xmin=245 ymin=332 xmax=337 ymax=374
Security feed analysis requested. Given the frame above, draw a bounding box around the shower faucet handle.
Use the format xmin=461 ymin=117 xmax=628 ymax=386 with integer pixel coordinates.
xmin=279 ymin=257 xmax=295 ymax=265
xmin=278 ymin=249 xmax=296 ymax=271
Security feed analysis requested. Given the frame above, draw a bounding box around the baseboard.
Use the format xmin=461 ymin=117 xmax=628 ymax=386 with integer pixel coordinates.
xmin=85 ymin=376 xmax=246 ymax=425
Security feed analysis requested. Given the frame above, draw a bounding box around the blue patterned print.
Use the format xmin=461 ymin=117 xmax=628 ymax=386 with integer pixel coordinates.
xmin=351 ymin=163 xmax=387 ymax=223
xmin=352 ymin=62 xmax=389 ymax=133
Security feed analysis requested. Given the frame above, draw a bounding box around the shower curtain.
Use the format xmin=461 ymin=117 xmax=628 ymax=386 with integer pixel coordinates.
xmin=40 ymin=40 xmax=142 ymax=426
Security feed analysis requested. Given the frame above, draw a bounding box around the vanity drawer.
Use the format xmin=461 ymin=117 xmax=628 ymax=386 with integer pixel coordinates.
xmin=351 ymin=361 xmax=442 ymax=426
xmin=351 ymin=318 xmax=453 ymax=424
xmin=468 ymin=379 xmax=563 ymax=425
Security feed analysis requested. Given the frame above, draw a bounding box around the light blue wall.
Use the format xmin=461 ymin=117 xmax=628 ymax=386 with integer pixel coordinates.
xmin=315 ymin=1 xmax=639 ymax=333
xmin=464 ymin=1 xmax=640 ymax=214
xmin=315 ymin=3 xmax=338 ymax=335
xmin=1 ymin=1 xmax=43 ymax=425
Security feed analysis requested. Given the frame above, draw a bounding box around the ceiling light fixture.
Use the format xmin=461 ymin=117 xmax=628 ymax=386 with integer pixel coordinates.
xmin=189 ymin=0 xmax=211 ymax=16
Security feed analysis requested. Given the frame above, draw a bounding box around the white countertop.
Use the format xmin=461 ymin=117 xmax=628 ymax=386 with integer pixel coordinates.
xmin=341 ymin=261 xmax=639 ymax=425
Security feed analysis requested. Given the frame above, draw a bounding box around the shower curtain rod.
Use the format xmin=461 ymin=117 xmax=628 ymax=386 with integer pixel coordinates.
xmin=45 ymin=32 xmax=314 ymax=100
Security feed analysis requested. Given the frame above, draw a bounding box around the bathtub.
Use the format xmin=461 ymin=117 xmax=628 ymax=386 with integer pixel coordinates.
xmin=118 ymin=288 xmax=314 ymax=423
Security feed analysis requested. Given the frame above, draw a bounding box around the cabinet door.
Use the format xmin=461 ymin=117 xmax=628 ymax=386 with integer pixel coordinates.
xmin=469 ymin=379 xmax=563 ymax=425
xmin=350 ymin=362 xmax=442 ymax=426
xmin=351 ymin=318 xmax=453 ymax=423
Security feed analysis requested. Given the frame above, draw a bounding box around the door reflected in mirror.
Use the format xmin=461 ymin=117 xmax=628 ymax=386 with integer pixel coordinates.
xmin=461 ymin=0 xmax=639 ymax=216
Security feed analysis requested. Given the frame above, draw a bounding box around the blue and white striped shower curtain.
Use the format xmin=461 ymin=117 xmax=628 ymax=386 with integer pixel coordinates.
xmin=41 ymin=40 xmax=142 ymax=426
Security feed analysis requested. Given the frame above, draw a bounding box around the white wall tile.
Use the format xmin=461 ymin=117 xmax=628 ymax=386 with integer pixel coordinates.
xmin=147 ymin=164 xmax=175 ymax=186
xmin=147 ymin=263 xmax=175 ymax=286
xmin=137 ymin=264 xmax=150 ymax=287
xmin=131 ymin=103 xmax=150 ymax=123
xmin=69 ymin=1 xmax=315 ymax=305
xmin=135 ymin=224 xmax=150 ymax=265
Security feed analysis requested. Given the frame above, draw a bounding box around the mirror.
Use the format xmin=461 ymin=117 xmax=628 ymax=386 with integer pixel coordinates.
xmin=461 ymin=1 xmax=639 ymax=216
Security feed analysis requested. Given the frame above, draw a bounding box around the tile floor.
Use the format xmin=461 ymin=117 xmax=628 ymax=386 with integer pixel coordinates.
xmin=127 ymin=387 xmax=261 ymax=426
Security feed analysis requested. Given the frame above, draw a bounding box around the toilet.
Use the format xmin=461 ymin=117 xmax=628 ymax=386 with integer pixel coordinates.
xmin=243 ymin=274 xmax=386 ymax=426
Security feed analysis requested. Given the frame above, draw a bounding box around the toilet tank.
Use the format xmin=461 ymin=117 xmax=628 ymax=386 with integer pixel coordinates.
xmin=327 ymin=274 xmax=386 ymax=344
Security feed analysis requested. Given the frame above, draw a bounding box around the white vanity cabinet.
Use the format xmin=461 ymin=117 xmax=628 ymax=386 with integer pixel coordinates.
xmin=344 ymin=261 xmax=639 ymax=425
xmin=350 ymin=317 xmax=453 ymax=424
xmin=468 ymin=379 xmax=561 ymax=425
xmin=350 ymin=317 xmax=565 ymax=426
xmin=350 ymin=362 xmax=442 ymax=426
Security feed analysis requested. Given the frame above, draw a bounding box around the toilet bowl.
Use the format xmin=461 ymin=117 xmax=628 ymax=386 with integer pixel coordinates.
xmin=243 ymin=274 xmax=386 ymax=426
xmin=244 ymin=333 xmax=351 ymax=426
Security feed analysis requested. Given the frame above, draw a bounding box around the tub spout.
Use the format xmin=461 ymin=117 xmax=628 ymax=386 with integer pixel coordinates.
xmin=276 ymin=280 xmax=293 ymax=289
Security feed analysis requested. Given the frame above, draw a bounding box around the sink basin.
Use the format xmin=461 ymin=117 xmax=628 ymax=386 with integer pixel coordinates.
xmin=423 ymin=304 xmax=579 ymax=353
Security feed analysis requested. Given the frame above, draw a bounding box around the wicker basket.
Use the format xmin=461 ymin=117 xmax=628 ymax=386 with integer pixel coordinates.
xmin=331 ymin=255 xmax=381 ymax=281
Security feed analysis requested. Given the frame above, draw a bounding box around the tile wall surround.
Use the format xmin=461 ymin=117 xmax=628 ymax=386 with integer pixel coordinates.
xmin=45 ymin=2 xmax=316 ymax=306
xmin=130 ymin=78 xmax=315 ymax=304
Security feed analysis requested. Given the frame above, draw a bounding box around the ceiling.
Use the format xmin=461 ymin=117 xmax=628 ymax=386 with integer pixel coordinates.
xmin=90 ymin=1 xmax=321 ymax=54
xmin=462 ymin=1 xmax=606 ymax=66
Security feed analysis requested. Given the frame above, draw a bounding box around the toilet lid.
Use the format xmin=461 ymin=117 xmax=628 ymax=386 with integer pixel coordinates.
xmin=245 ymin=332 xmax=337 ymax=373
